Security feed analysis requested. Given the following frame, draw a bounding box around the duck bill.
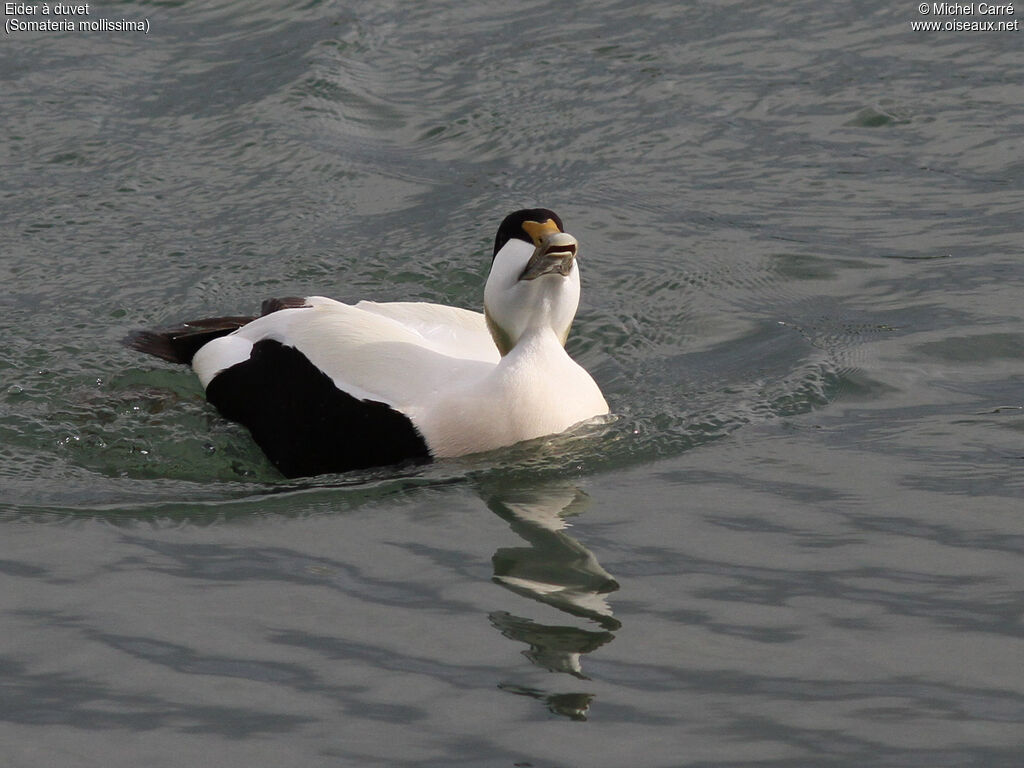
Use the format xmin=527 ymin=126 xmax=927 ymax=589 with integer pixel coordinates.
xmin=519 ymin=232 xmax=579 ymax=281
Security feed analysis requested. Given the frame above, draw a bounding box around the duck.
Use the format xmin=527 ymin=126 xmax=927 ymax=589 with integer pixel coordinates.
xmin=124 ymin=208 xmax=609 ymax=478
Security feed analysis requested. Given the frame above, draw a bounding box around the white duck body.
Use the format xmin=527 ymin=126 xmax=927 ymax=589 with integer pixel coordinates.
xmin=128 ymin=208 xmax=609 ymax=476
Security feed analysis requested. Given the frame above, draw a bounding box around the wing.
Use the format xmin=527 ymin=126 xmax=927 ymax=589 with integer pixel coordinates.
xmin=192 ymin=297 xmax=498 ymax=411
xmin=353 ymin=300 xmax=500 ymax=364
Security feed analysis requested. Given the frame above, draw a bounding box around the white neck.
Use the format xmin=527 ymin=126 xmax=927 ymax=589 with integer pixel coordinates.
xmin=484 ymin=239 xmax=581 ymax=355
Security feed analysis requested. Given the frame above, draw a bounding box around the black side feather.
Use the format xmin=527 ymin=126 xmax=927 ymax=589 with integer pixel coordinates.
xmin=206 ymin=339 xmax=431 ymax=477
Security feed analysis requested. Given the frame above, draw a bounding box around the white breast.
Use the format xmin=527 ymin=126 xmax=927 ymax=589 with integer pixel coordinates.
xmin=411 ymin=327 xmax=609 ymax=457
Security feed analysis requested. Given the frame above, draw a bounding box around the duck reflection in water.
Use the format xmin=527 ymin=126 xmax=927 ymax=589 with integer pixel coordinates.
xmin=481 ymin=484 xmax=619 ymax=721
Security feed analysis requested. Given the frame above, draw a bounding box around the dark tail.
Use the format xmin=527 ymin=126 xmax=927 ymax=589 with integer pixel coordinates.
xmin=122 ymin=317 xmax=255 ymax=364
xmin=122 ymin=297 xmax=311 ymax=365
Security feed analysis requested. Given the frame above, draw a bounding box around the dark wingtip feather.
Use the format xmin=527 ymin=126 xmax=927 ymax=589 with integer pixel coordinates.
xmin=122 ymin=329 xmax=188 ymax=363
xmin=123 ymin=298 xmax=309 ymax=367
xmin=261 ymin=296 xmax=310 ymax=315
xmin=122 ymin=316 xmax=256 ymax=365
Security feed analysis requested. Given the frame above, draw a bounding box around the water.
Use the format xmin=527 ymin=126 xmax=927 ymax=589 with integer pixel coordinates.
xmin=2 ymin=0 xmax=1022 ymax=765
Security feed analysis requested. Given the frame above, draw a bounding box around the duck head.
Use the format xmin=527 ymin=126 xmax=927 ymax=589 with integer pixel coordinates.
xmin=484 ymin=208 xmax=582 ymax=356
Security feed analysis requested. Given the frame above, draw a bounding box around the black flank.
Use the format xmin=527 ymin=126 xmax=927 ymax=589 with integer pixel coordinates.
xmin=205 ymin=339 xmax=431 ymax=478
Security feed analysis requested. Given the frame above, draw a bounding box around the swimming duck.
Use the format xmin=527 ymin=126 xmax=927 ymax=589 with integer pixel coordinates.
xmin=124 ymin=209 xmax=609 ymax=477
